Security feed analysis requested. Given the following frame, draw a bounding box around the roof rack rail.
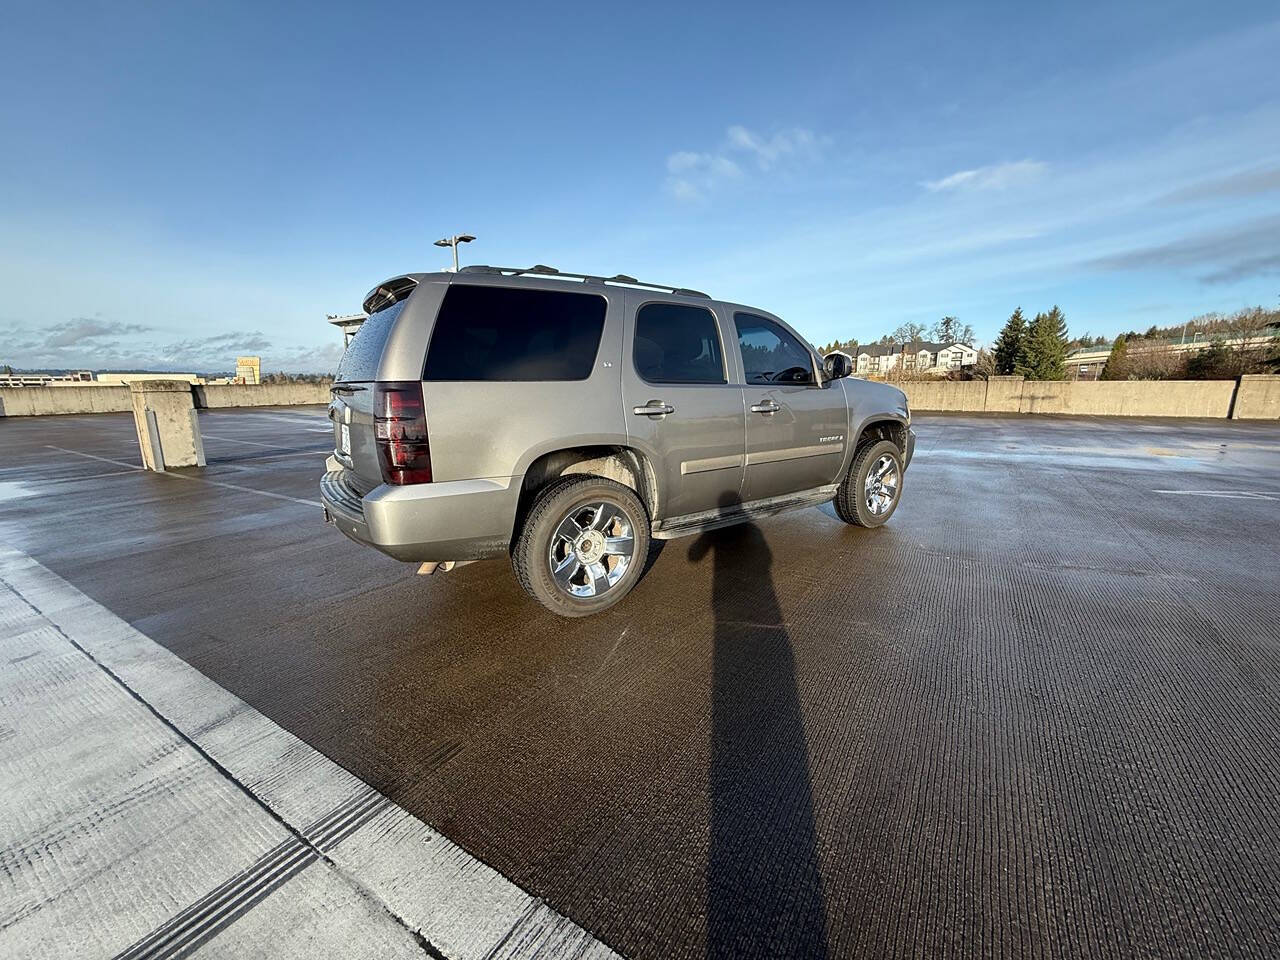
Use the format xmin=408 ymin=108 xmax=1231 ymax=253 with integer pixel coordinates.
xmin=458 ymin=264 xmax=709 ymax=299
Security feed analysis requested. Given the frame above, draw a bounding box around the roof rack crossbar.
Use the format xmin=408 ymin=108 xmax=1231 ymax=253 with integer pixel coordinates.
xmin=459 ymin=264 xmax=709 ymax=299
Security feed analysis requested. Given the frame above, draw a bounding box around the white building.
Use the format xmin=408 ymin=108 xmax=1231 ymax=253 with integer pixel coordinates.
xmin=854 ymin=342 xmax=977 ymax=377
xmin=935 ymin=342 xmax=978 ymax=371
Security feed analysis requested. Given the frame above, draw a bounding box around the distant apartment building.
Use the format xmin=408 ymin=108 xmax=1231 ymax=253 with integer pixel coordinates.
xmin=854 ymin=341 xmax=977 ymax=377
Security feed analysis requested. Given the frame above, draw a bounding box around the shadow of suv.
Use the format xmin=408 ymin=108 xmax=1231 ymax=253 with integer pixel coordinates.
xmin=320 ymin=265 xmax=913 ymax=617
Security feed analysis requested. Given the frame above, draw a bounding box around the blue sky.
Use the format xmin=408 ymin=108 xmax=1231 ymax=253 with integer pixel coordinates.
xmin=2 ymin=0 xmax=1278 ymax=371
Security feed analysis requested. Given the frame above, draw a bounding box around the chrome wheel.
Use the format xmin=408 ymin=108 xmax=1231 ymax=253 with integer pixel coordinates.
xmin=864 ymin=454 xmax=899 ymax=516
xmin=548 ymin=502 xmax=636 ymax=598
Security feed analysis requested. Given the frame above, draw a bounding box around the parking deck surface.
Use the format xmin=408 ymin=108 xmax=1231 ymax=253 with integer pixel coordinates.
xmin=2 ymin=408 xmax=1279 ymax=959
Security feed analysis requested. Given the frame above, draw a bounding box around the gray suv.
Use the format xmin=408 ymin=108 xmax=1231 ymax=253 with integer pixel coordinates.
xmin=320 ymin=266 xmax=914 ymax=617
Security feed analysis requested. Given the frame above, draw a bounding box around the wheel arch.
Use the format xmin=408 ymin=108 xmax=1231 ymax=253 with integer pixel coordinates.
xmin=853 ymin=415 xmax=910 ymax=455
xmin=512 ymin=444 xmax=659 ymax=548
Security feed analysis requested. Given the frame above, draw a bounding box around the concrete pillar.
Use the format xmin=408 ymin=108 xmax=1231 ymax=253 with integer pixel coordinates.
xmin=128 ymin=380 xmax=206 ymax=471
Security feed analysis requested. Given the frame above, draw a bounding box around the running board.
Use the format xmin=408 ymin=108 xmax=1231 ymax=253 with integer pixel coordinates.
xmin=652 ymin=485 xmax=838 ymax=540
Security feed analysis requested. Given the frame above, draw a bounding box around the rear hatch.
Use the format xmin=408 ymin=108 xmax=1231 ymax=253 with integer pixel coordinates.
xmin=330 ymin=288 xmax=415 ymax=494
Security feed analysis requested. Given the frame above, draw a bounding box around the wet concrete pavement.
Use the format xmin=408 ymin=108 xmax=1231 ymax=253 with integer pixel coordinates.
xmin=2 ymin=408 xmax=1279 ymax=958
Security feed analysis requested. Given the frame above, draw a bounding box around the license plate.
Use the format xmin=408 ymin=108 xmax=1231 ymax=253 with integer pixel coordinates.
xmin=339 ymin=423 xmax=351 ymax=456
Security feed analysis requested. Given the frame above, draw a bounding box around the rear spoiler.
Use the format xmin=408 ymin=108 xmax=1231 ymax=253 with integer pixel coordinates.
xmin=362 ymin=276 xmax=419 ymax=315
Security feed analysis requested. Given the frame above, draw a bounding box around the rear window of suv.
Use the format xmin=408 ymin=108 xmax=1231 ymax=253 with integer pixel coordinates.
xmin=335 ymin=297 xmax=409 ymax=383
xmin=424 ymin=284 xmax=606 ymax=381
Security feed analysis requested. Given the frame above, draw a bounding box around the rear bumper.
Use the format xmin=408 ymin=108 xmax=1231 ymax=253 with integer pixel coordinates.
xmin=319 ymin=459 xmax=519 ymax=562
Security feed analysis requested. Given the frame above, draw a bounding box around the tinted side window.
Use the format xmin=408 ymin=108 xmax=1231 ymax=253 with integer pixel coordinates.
xmin=424 ymin=285 xmax=606 ymax=381
xmin=734 ymin=313 xmax=815 ymax=385
xmin=634 ymin=303 xmax=725 ymax=384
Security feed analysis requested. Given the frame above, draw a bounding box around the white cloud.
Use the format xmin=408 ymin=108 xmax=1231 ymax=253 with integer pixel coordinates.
xmin=726 ymin=125 xmax=821 ymax=170
xmin=664 ymin=150 xmax=745 ymax=201
xmin=7 ymin=319 xmax=343 ymax=374
xmin=664 ymin=125 xmax=824 ymax=201
xmin=922 ymin=159 xmax=1048 ymax=192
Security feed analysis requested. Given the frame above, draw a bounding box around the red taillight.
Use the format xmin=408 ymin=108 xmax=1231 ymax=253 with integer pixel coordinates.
xmin=374 ymin=382 xmax=432 ymax=485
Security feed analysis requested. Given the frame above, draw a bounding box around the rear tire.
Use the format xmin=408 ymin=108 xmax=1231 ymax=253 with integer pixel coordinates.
xmin=512 ymin=476 xmax=651 ymax=617
xmin=834 ymin=439 xmax=904 ymax=527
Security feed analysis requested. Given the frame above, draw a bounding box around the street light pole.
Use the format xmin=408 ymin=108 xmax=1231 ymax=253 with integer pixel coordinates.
xmin=433 ymin=234 xmax=476 ymax=272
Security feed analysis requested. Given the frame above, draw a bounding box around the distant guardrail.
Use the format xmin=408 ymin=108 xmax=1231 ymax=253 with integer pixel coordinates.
xmin=0 ymin=382 xmax=333 ymax=417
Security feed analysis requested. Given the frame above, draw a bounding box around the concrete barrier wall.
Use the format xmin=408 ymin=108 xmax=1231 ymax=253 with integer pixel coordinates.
xmin=1019 ymin=380 xmax=1235 ymax=417
xmin=1232 ymin=375 xmax=1280 ymax=420
xmin=0 ymin=382 xmax=331 ymax=417
xmin=0 ymin=386 xmax=132 ymax=417
xmin=984 ymin=377 xmax=1025 ymax=413
xmin=901 ymin=379 xmax=986 ymax=413
xmin=192 ymin=383 xmax=332 ymax=408
xmin=902 ymin=377 xmax=1246 ymax=418
xmin=4 ymin=378 xmax=1277 ymax=419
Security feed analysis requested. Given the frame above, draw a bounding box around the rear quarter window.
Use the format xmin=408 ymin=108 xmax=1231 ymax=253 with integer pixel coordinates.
xmin=424 ymin=285 xmax=607 ymax=381
xmin=334 ymin=298 xmax=408 ymax=383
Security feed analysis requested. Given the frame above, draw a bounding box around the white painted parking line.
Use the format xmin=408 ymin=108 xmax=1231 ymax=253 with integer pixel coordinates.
xmin=201 ymin=433 xmax=292 ymax=448
xmin=44 ymin=444 xmax=141 ymax=470
xmin=203 ymin=412 xmax=331 ymax=432
xmin=202 ymin=435 xmax=332 ymax=457
xmin=148 ymin=473 xmax=322 ymax=508
xmin=46 ymin=445 xmax=322 ymax=508
xmin=0 ymin=545 xmax=619 ymax=960
xmin=1152 ymin=489 xmax=1280 ymax=501
xmin=230 ymin=448 xmax=330 ymax=461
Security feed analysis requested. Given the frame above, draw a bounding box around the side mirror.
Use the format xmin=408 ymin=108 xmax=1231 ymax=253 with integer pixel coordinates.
xmin=823 ymin=352 xmax=853 ymax=380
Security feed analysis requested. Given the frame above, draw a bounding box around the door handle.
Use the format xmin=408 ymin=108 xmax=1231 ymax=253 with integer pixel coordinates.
xmin=750 ymin=400 xmax=781 ymax=415
xmin=633 ymin=401 xmax=675 ymax=418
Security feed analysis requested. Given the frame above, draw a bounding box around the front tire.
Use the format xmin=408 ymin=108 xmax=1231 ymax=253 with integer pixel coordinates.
xmin=834 ymin=439 xmax=904 ymax=527
xmin=512 ymin=476 xmax=651 ymax=617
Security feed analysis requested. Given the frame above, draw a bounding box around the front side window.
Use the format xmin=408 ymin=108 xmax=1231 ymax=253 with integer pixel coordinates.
xmin=633 ymin=303 xmax=725 ymax=384
xmin=734 ymin=313 xmax=815 ymax=385
xmin=424 ymin=285 xmax=606 ymax=381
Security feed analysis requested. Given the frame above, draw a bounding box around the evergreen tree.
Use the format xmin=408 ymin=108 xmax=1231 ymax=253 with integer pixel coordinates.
xmin=1023 ymin=306 xmax=1069 ymax=380
xmin=1100 ymin=335 xmax=1129 ymax=380
xmin=1184 ymin=341 xmax=1233 ymax=379
xmin=992 ymin=308 xmax=1027 ymax=375
xmin=1016 ymin=313 xmax=1044 ymax=377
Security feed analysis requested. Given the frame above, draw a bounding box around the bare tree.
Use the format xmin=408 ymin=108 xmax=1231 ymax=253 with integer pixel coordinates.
xmin=892 ymin=322 xmax=928 ymax=344
xmin=889 ymin=323 xmax=929 ymax=381
xmin=931 ymin=316 xmax=975 ymax=345
xmin=972 ymin=347 xmax=997 ymax=380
